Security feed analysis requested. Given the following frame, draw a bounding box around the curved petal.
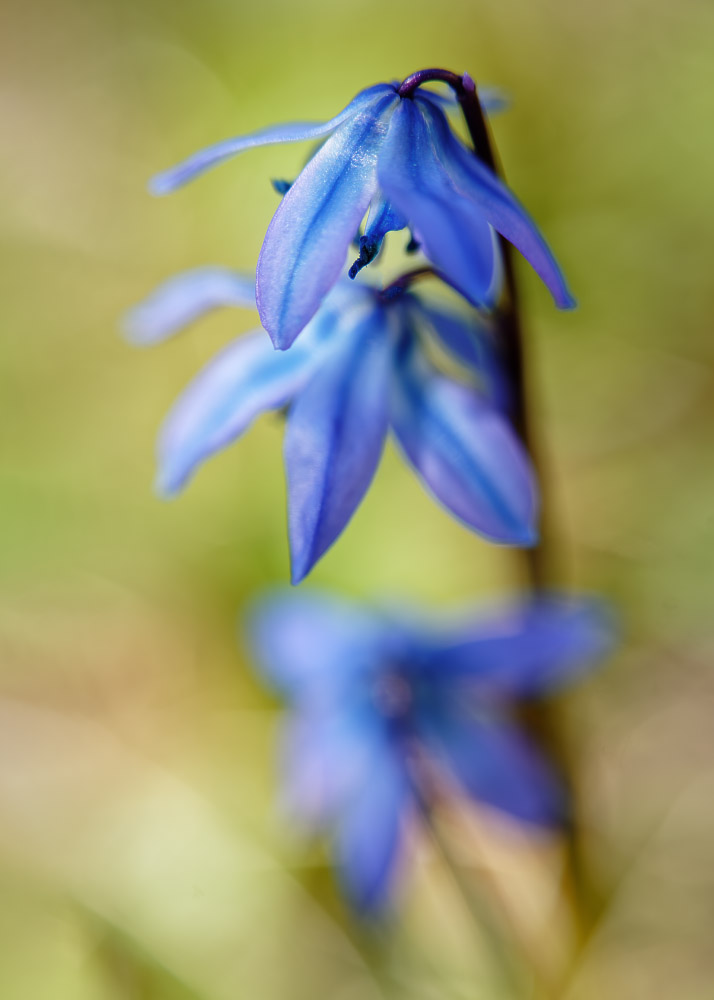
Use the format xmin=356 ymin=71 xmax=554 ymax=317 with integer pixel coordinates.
xmin=423 ymin=708 xmax=567 ymax=827
xmin=246 ymin=588 xmax=390 ymax=697
xmin=334 ymin=746 xmax=408 ymax=913
xmin=257 ymin=92 xmax=399 ymax=349
xmin=285 ymin=308 xmax=394 ymax=583
xmin=417 ymin=97 xmax=576 ymax=309
xmin=391 ymin=343 xmax=538 ymax=545
xmin=122 ymin=267 xmax=256 ymax=345
xmin=377 ymin=99 xmax=498 ymax=308
xmin=157 ymin=322 xmax=331 ymax=495
xmin=150 ymin=83 xmax=396 ymax=195
xmin=414 ymin=596 xmax=615 ymax=695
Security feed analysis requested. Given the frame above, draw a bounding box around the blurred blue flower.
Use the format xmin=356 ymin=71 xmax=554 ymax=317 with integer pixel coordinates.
xmin=150 ymin=79 xmax=574 ymax=349
xmin=247 ymin=588 xmax=613 ymax=913
xmin=124 ymin=268 xmax=537 ymax=583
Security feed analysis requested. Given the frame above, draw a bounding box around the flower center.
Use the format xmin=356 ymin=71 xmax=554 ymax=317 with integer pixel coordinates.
xmin=372 ymin=671 xmax=413 ymax=719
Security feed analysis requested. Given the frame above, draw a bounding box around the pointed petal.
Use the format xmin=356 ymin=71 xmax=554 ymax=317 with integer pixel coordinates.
xmin=391 ymin=343 xmax=538 ymax=545
xmin=348 ymin=196 xmax=408 ymax=278
xmin=424 ymin=709 xmax=567 ymax=826
xmin=417 ymin=97 xmax=576 ymax=309
xmin=414 ymin=596 xmax=615 ymax=695
xmin=257 ymin=92 xmax=399 ymax=349
xmin=150 ymin=84 xmax=396 ymax=195
xmin=157 ymin=325 xmax=328 ymax=495
xmin=377 ymin=99 xmax=498 ymax=308
xmin=122 ymin=268 xmax=256 ymax=345
xmin=334 ymin=747 xmax=408 ymax=913
xmin=246 ymin=588 xmax=390 ymax=697
xmin=285 ymin=308 xmax=394 ymax=583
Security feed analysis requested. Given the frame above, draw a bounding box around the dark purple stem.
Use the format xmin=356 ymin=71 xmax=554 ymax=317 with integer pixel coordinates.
xmin=399 ymin=69 xmax=593 ymax=952
xmin=452 ymin=74 xmax=595 ymax=946
xmin=377 ymin=266 xmax=438 ymax=303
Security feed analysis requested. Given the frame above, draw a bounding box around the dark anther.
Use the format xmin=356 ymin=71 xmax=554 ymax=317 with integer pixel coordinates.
xmin=348 ymin=235 xmax=380 ymax=280
xmin=271 ymin=178 xmax=292 ymax=195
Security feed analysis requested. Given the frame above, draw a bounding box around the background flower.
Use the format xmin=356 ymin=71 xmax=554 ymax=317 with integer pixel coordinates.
xmin=248 ymin=588 xmax=614 ymax=912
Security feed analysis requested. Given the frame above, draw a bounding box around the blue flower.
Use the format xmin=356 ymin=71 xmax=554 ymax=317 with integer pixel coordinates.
xmin=247 ymin=588 xmax=613 ymax=912
xmin=150 ymin=76 xmax=575 ymax=349
xmin=124 ymin=268 xmax=538 ymax=583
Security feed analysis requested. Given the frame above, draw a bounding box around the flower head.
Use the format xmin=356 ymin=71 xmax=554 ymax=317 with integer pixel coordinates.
xmin=247 ymin=588 xmax=613 ymax=912
xmin=124 ymin=268 xmax=538 ymax=582
xmin=151 ymin=73 xmax=575 ymax=349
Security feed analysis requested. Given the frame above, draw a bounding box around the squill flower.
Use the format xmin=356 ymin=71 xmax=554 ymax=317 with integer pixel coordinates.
xmin=150 ymin=74 xmax=575 ymax=349
xmin=124 ymin=268 xmax=537 ymax=583
xmin=247 ymin=588 xmax=613 ymax=912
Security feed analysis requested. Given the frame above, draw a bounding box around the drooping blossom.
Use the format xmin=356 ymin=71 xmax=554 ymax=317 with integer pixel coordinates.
xmin=150 ymin=75 xmax=575 ymax=349
xmin=124 ymin=268 xmax=537 ymax=582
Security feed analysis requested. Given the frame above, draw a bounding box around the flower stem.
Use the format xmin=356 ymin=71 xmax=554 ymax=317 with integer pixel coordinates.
xmin=377 ymin=266 xmax=437 ymax=302
xmin=455 ymin=74 xmax=600 ymax=956
xmin=400 ymin=66 xmax=598 ymax=960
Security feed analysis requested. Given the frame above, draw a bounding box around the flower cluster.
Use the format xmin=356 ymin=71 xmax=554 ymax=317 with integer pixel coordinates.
xmin=128 ymin=67 xmax=612 ymax=918
xmin=126 ymin=71 xmax=578 ymax=578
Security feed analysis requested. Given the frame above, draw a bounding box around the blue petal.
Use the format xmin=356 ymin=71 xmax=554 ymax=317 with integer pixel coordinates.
xmin=414 ymin=597 xmax=615 ymax=695
xmin=424 ymin=708 xmax=567 ymax=826
xmin=157 ymin=322 xmax=331 ymax=495
xmin=417 ymin=97 xmax=576 ymax=309
xmin=257 ymin=92 xmax=399 ymax=349
xmin=334 ymin=746 xmax=408 ymax=913
xmin=122 ymin=268 xmax=256 ymax=345
xmin=246 ymin=588 xmax=390 ymax=697
xmin=391 ymin=341 xmax=538 ymax=545
xmin=150 ymin=83 xmax=396 ymax=195
xmin=285 ymin=308 xmax=394 ymax=583
xmin=280 ymin=707 xmax=380 ymax=829
xmin=377 ymin=99 xmax=499 ymax=308
xmin=349 ymin=196 xmax=408 ymax=278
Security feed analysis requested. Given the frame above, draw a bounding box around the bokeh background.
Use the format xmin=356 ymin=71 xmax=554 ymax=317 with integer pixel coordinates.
xmin=2 ymin=0 xmax=714 ymax=996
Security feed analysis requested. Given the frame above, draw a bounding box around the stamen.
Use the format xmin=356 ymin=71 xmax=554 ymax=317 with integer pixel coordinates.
xmin=348 ymin=235 xmax=380 ymax=279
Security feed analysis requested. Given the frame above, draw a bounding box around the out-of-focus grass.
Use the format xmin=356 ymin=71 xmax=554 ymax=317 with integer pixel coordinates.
xmin=1 ymin=0 xmax=714 ymax=996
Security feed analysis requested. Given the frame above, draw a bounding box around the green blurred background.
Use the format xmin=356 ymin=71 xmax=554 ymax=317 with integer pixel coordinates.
xmin=1 ymin=0 xmax=713 ymax=996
